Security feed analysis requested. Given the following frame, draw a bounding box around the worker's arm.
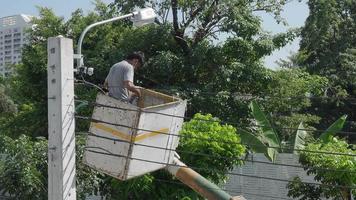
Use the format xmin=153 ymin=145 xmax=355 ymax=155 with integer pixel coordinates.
xmin=103 ymin=79 xmax=108 ymax=89
xmin=124 ymin=81 xmax=141 ymax=98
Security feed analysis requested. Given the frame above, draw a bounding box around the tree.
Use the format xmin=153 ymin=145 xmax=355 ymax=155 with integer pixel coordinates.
xmin=287 ymin=138 xmax=356 ymax=200
xmin=0 ymin=135 xmax=47 ymax=199
xmin=287 ymin=115 xmax=355 ymax=200
xmin=0 ymin=84 xmax=17 ymax=117
xmin=296 ymin=0 xmax=356 ymax=139
xmin=112 ymin=0 xmax=293 ymax=55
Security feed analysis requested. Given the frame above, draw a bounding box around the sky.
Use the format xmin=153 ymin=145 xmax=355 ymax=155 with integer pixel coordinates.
xmin=258 ymin=0 xmax=309 ymax=69
xmin=0 ymin=0 xmax=309 ymax=69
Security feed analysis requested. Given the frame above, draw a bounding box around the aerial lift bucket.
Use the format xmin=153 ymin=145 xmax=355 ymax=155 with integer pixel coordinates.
xmin=84 ymin=88 xmax=186 ymax=180
xmin=84 ymin=88 xmax=246 ymax=200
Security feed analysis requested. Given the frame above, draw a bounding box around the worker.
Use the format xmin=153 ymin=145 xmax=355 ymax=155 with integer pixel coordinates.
xmin=104 ymin=51 xmax=144 ymax=103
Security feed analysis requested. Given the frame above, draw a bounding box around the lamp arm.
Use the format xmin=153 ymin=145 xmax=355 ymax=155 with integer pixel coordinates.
xmin=76 ymin=12 xmax=137 ymax=67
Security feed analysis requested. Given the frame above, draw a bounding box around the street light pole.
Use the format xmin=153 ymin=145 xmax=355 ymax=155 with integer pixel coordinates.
xmin=75 ymin=8 xmax=156 ymax=71
xmin=76 ymin=13 xmax=133 ymax=68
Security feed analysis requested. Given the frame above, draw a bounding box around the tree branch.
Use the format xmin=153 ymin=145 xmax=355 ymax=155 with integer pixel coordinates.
xmin=171 ymin=0 xmax=191 ymax=55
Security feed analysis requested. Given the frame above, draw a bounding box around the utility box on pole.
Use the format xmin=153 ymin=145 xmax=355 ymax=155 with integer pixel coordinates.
xmin=47 ymin=36 xmax=76 ymax=200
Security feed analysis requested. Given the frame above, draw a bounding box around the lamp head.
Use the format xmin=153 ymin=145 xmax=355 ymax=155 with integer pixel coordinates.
xmin=131 ymin=8 xmax=156 ymax=27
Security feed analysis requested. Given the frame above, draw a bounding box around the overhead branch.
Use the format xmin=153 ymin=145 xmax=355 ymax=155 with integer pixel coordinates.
xmin=182 ymin=1 xmax=205 ymax=29
xmin=171 ymin=0 xmax=191 ymax=55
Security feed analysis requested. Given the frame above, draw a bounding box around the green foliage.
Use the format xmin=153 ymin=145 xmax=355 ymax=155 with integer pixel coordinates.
xmin=239 ymin=128 xmax=269 ymax=155
xmin=0 ymin=134 xmax=110 ymax=200
xmin=288 ymin=138 xmax=356 ymax=200
xmin=319 ymin=115 xmax=347 ymax=143
xmin=0 ymin=84 xmax=17 ymax=117
xmin=296 ymin=0 xmax=356 ymax=139
xmin=249 ymin=100 xmax=280 ymax=162
xmin=178 ymin=113 xmax=246 ymax=183
xmin=292 ymin=123 xmax=308 ymax=155
xmin=263 ymin=68 xmax=328 ymax=139
xmin=0 ymin=135 xmax=47 ymax=199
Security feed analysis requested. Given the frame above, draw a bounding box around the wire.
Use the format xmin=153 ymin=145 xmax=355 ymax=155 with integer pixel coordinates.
xmin=75 ymin=116 xmax=356 ymax=157
xmin=101 ymin=86 xmax=356 ymax=102
xmin=85 ymin=148 xmax=356 ymax=190
xmin=154 ymin=88 xmax=356 ymax=102
xmin=77 ymin=100 xmax=356 ymax=136
xmin=75 ymin=76 xmax=106 ymax=94
xmin=79 ymin=131 xmax=356 ymax=174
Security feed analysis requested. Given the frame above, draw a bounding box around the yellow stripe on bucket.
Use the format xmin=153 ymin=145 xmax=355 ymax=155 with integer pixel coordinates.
xmin=91 ymin=123 xmax=169 ymax=142
xmin=91 ymin=123 xmax=132 ymax=141
xmin=135 ymin=128 xmax=169 ymax=142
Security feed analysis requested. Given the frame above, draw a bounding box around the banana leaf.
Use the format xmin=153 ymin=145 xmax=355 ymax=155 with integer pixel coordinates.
xmin=292 ymin=122 xmax=307 ymax=154
xmin=248 ymin=100 xmax=280 ymax=162
xmin=319 ymin=115 xmax=347 ymax=143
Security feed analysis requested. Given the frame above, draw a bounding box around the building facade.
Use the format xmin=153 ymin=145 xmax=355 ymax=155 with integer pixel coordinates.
xmin=225 ymin=153 xmax=330 ymax=200
xmin=0 ymin=14 xmax=32 ymax=77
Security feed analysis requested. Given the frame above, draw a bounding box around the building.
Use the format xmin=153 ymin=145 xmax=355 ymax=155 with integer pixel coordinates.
xmin=225 ymin=153 xmax=330 ymax=200
xmin=0 ymin=14 xmax=32 ymax=77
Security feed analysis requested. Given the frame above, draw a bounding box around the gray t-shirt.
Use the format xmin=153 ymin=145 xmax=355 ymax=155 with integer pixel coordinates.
xmin=105 ymin=60 xmax=134 ymax=101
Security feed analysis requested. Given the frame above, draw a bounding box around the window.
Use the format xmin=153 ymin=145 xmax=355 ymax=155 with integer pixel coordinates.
xmin=13 ymin=33 xmax=21 ymax=37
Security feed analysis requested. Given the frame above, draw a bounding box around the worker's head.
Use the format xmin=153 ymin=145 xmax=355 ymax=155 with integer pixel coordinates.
xmin=126 ymin=51 xmax=145 ymax=69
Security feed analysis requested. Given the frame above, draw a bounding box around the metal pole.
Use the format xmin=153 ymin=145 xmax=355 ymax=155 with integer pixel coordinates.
xmin=76 ymin=13 xmax=135 ymax=67
xmin=166 ymin=157 xmax=246 ymax=200
xmin=47 ymin=36 xmax=76 ymax=200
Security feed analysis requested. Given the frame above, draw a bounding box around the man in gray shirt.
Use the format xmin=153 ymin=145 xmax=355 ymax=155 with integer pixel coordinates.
xmin=104 ymin=52 xmax=144 ymax=102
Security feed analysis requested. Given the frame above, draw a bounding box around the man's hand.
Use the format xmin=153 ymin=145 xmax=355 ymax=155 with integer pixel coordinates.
xmin=124 ymin=81 xmax=141 ymax=98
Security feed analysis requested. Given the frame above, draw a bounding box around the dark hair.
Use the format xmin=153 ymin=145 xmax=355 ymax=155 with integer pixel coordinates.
xmin=126 ymin=51 xmax=145 ymax=65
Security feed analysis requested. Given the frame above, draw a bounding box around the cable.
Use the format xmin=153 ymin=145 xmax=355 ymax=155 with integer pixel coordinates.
xmin=75 ymin=76 xmax=106 ymax=94
xmin=76 ymin=100 xmax=356 ymax=136
xmin=85 ymin=148 xmax=356 ymax=190
xmin=154 ymin=88 xmax=356 ymax=102
xmin=100 ymin=86 xmax=356 ymax=102
xmin=76 ymin=116 xmax=356 ymax=157
xmin=79 ymin=131 xmax=356 ymax=174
